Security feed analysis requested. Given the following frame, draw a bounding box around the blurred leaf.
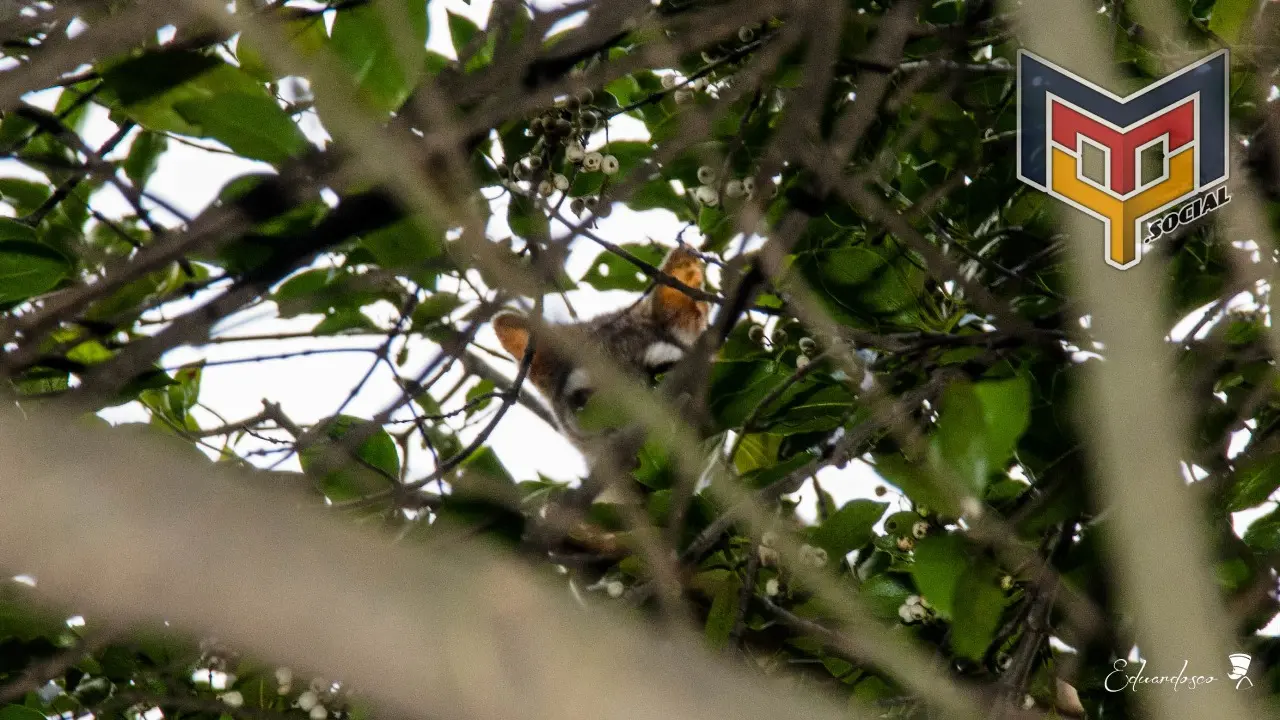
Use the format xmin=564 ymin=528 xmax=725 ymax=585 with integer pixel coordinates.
xmin=909 ymin=534 xmax=968 ymax=618
xmin=1244 ymin=506 xmax=1280 ymax=552
xmin=579 ymin=243 xmax=665 ymax=291
xmin=1207 ymin=0 xmax=1257 ymax=44
xmin=123 ymin=130 xmax=169 ymax=188
xmin=950 ymin=565 xmax=1007 ymax=661
xmin=702 ymin=573 xmax=741 ymax=651
xmin=465 ymin=378 xmax=497 ymax=417
xmin=0 ymin=179 xmax=51 ymax=215
xmin=173 ymin=93 xmax=309 ymax=164
xmin=300 ymin=415 xmax=401 ymax=501
xmin=809 ymin=500 xmax=888 ymax=560
xmin=0 ymin=234 xmax=72 ymax=304
xmin=330 ymin=0 xmax=429 ymax=112
xmin=507 ymin=193 xmax=550 ymax=241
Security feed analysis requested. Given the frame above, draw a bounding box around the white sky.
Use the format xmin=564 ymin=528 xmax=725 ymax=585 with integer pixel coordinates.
xmin=1 ymin=0 xmax=1275 ymax=559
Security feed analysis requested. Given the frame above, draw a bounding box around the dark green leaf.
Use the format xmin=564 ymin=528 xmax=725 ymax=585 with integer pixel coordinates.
xmin=1244 ymin=506 xmax=1280 ymax=552
xmin=330 ymin=1 xmax=428 ymax=113
xmin=809 ymin=500 xmax=888 ymax=560
xmin=123 ymin=130 xmax=169 ymax=188
xmin=0 ymin=234 xmax=72 ymax=304
xmin=949 ymin=565 xmax=1007 ymax=660
xmin=173 ymin=93 xmax=308 ymax=164
xmin=1225 ymin=455 xmax=1280 ymax=512
xmin=579 ymin=243 xmax=666 ymax=291
xmin=507 ymin=193 xmax=550 ymax=241
xmin=909 ymin=534 xmax=968 ymax=619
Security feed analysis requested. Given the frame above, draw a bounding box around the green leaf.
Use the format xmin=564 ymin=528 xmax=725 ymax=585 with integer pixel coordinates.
xmin=605 ymin=75 xmax=642 ymax=106
xmin=579 ymin=243 xmax=666 ymax=291
xmin=971 ymin=375 xmax=1032 ymax=464
xmin=1224 ymin=455 xmax=1280 ymax=512
xmin=929 ymin=376 xmax=1031 ymax=500
xmin=858 ymin=573 xmax=915 ymax=620
xmin=950 ymin=565 xmax=1007 ymax=660
xmin=574 ymin=388 xmax=634 ymax=434
xmin=909 ymin=534 xmax=968 ymax=618
xmin=874 ymin=453 xmax=954 ymax=517
xmin=172 ymin=93 xmax=308 ymax=164
xmin=0 ymin=179 xmax=52 ymax=215
xmin=330 ymin=1 xmax=428 ymax=112
xmin=507 ymin=193 xmax=550 ymax=241
xmin=1243 ymin=506 xmax=1280 ymax=552
xmin=123 ymin=130 xmax=169 ymax=188
xmin=795 ymin=243 xmax=927 ymax=328
xmin=0 ymin=234 xmax=72 ymax=304
xmin=360 ymin=216 xmax=443 ymax=269
xmin=99 ymin=51 xmax=276 ymax=138
xmin=0 ymin=704 xmax=50 ymax=720
xmin=932 ymin=382 xmax=991 ymax=497
xmin=703 ymin=574 xmax=741 ymax=650
xmin=300 ymin=415 xmax=401 ymax=501
xmin=809 ymin=500 xmax=888 ymax=559
xmin=313 ymin=309 xmax=378 ymax=335
xmin=733 ymin=433 xmax=781 ymax=475
xmin=458 ymin=446 xmax=517 ymax=489
xmin=1207 ymin=0 xmax=1258 ymax=44
xmin=465 ymin=378 xmax=497 ymax=416
xmin=412 ymin=292 xmax=463 ymax=328
xmin=629 ymin=177 xmax=694 ymax=220
xmin=447 ymin=11 xmax=495 ymax=69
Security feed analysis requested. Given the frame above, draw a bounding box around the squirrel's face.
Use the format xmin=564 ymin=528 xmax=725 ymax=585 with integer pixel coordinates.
xmin=491 ymin=247 xmax=711 ymax=448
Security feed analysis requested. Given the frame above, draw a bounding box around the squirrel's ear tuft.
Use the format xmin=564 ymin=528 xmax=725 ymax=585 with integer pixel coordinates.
xmin=492 ymin=311 xmax=532 ymax=360
xmin=648 ymin=246 xmax=710 ymax=343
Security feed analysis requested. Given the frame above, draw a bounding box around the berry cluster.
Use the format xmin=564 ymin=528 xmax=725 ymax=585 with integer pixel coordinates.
xmin=496 ymin=89 xmax=622 ymax=219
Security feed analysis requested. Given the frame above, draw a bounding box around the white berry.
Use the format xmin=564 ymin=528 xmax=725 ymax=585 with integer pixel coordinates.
xmin=553 ymin=173 xmax=570 ymax=191
xmin=795 ymin=356 xmax=810 ymax=370
xmin=673 ymin=89 xmax=692 ymax=104
xmin=601 ymin=154 xmax=620 ymax=175
xmin=220 ymin=691 xmax=244 ymax=708
xmin=725 ymin=179 xmax=744 ymax=198
xmin=537 ymin=180 xmax=553 ymax=196
xmin=912 ymin=520 xmax=929 ymax=539
xmin=661 ymin=74 xmax=678 ymax=89
xmin=275 ymin=667 xmax=293 ymax=686
xmin=765 ymin=578 xmax=780 ymax=596
xmin=898 ymin=603 xmax=915 ymax=623
xmin=694 ymin=185 xmax=719 ymax=207
xmin=583 ymin=152 xmax=603 ymax=172
xmin=565 ymin=144 xmax=585 ymax=163
xmin=297 ymin=691 xmax=319 ymax=711
xmin=309 ymin=706 xmax=328 ymax=720
xmin=605 ymin=580 xmax=625 ymax=598
xmin=697 ymin=165 xmax=716 ymax=184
